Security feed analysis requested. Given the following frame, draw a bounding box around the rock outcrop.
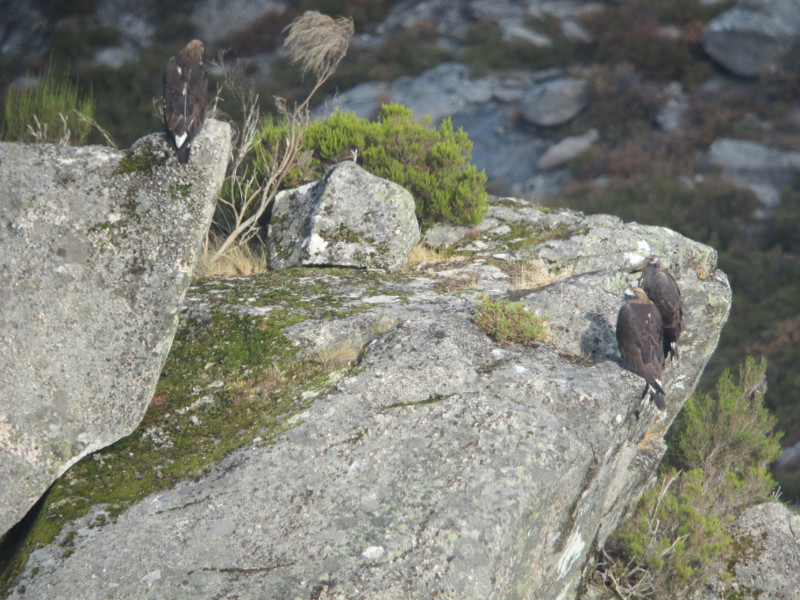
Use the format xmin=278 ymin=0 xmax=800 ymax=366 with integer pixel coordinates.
xmin=707 ymin=138 xmax=800 ymax=208
xmin=0 ymin=119 xmax=231 ymax=538
xmin=267 ymin=161 xmax=420 ymax=271
xmin=701 ymin=0 xmax=800 ymax=78
xmin=9 ymin=197 xmax=731 ymax=600
xmin=721 ymin=501 xmax=800 ymax=600
xmin=520 ymin=78 xmax=590 ymax=127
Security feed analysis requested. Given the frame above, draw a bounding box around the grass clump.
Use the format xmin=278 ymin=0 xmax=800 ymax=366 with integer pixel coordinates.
xmin=194 ymin=238 xmax=268 ymax=278
xmin=598 ymin=357 xmax=782 ymax=598
xmin=268 ymin=103 xmax=488 ymax=229
xmin=2 ymin=58 xmax=95 ymax=145
xmin=473 ymin=295 xmax=548 ymax=345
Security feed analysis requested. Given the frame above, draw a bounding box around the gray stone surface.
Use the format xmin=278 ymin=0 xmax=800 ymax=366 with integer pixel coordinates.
xmin=684 ymin=502 xmax=800 ymax=600
xmin=10 ymin=198 xmax=731 ymax=600
xmin=701 ymin=1 xmax=800 ymax=77
xmin=538 ymin=129 xmax=599 ymax=171
xmin=656 ymin=82 xmax=687 ymax=133
xmin=266 ymin=160 xmax=420 ymax=271
xmin=0 ymin=119 xmax=231 ymax=537
xmin=725 ymin=502 xmax=800 ymax=600
xmin=707 ymin=138 xmax=800 ymax=207
xmin=521 ymin=78 xmax=590 ymax=127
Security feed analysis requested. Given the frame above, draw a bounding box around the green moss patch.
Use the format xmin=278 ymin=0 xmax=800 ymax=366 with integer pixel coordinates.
xmin=115 ymin=146 xmax=164 ymax=174
xmin=0 ymin=267 xmax=389 ymax=595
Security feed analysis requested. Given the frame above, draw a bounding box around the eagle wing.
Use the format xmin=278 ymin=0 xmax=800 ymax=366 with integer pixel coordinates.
xmin=163 ymin=41 xmax=208 ymax=162
xmin=616 ymin=300 xmax=664 ymax=386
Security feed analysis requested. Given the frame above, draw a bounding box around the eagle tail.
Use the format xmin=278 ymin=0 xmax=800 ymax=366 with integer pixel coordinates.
xmin=177 ymin=144 xmax=191 ymax=164
xmin=642 ymin=379 xmax=666 ymax=410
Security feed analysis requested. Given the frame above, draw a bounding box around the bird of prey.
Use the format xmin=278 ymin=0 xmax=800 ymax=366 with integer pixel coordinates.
xmin=616 ymin=287 xmax=666 ymax=410
xmin=163 ymin=40 xmax=208 ymax=164
xmin=639 ymin=255 xmax=684 ymax=363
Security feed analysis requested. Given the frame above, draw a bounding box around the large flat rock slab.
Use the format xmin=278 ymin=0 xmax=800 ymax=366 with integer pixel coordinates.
xmin=8 ymin=200 xmax=731 ymax=599
xmin=0 ymin=119 xmax=231 ymax=536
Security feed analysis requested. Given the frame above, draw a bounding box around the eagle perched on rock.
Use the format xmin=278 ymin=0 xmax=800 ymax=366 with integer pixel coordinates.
xmin=638 ymin=255 xmax=684 ymax=363
xmin=616 ymin=287 xmax=666 ymax=410
xmin=163 ymin=40 xmax=208 ymax=163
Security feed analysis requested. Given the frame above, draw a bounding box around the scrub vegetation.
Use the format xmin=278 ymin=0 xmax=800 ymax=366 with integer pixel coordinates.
xmin=1 ymin=58 xmax=95 ymax=145
xmin=261 ymin=104 xmax=488 ymax=229
xmin=596 ymin=357 xmax=782 ymax=598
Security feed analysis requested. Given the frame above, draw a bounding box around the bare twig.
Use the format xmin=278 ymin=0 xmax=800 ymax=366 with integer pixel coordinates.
xmin=74 ymin=110 xmax=116 ymax=148
xmin=206 ymin=11 xmax=353 ymax=264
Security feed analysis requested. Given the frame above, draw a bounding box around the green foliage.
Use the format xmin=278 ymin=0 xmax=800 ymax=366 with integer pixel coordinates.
xmin=601 ymin=358 xmax=782 ymax=598
xmin=668 ymin=356 xmax=782 ymax=513
xmin=473 ymin=295 xmax=548 ymax=345
xmin=608 ymin=468 xmax=733 ymax=597
xmin=2 ymin=58 xmax=94 ymax=145
xmin=269 ymin=104 xmax=488 ymax=228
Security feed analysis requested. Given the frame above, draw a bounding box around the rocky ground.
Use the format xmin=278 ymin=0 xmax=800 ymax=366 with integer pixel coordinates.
xmin=5 ymin=195 xmax=734 ymax=599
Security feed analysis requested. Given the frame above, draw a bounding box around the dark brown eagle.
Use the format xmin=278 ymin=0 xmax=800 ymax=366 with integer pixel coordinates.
xmin=638 ymin=255 xmax=684 ymax=363
xmin=616 ymin=287 xmax=666 ymax=410
xmin=163 ymin=40 xmax=208 ymax=164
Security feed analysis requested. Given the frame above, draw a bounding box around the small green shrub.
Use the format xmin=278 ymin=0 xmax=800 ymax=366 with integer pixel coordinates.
xmin=473 ymin=295 xmax=548 ymax=345
xmin=267 ymin=103 xmax=488 ymax=228
xmin=600 ymin=358 xmax=783 ymax=598
xmin=606 ymin=468 xmax=733 ymax=598
xmin=668 ymin=356 xmax=782 ymax=514
xmin=2 ymin=58 xmax=94 ymax=145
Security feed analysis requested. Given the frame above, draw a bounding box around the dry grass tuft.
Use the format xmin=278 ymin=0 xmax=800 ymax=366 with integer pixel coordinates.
xmin=257 ymin=361 xmax=284 ymax=393
xmin=512 ymin=259 xmax=574 ymax=290
xmin=315 ymin=342 xmax=361 ymax=371
xmin=401 ymin=243 xmax=469 ymax=273
xmin=284 ymin=11 xmax=354 ymax=80
xmin=195 ymin=239 xmax=268 ymax=278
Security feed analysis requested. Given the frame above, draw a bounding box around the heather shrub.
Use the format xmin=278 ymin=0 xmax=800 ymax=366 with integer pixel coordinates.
xmin=268 ymin=103 xmax=488 ymax=228
xmin=668 ymin=356 xmax=782 ymax=514
xmin=600 ymin=358 xmax=782 ymax=598
xmin=603 ymin=468 xmax=733 ymax=598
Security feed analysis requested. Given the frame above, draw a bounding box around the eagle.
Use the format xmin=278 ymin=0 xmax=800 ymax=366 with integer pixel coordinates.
xmin=638 ymin=255 xmax=684 ymax=363
xmin=163 ymin=40 xmax=208 ymax=164
xmin=616 ymin=287 xmax=666 ymax=410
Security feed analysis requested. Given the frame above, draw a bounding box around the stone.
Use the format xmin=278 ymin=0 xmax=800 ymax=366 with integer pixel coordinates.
xmin=701 ymin=1 xmax=800 ymax=78
xmin=684 ymin=502 xmax=800 ymax=600
xmin=266 ymin=160 xmax=420 ymax=271
xmin=9 ymin=198 xmax=731 ymax=600
xmin=723 ymin=502 xmax=800 ymax=600
xmin=537 ymin=128 xmax=599 ymax=171
xmin=0 ymin=119 xmax=231 ymax=537
xmin=521 ymin=78 xmax=590 ymax=127
xmin=656 ymin=81 xmax=686 ymax=133
xmin=707 ymin=138 xmax=800 ymax=208
xmin=317 ymin=80 xmax=389 ymax=120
